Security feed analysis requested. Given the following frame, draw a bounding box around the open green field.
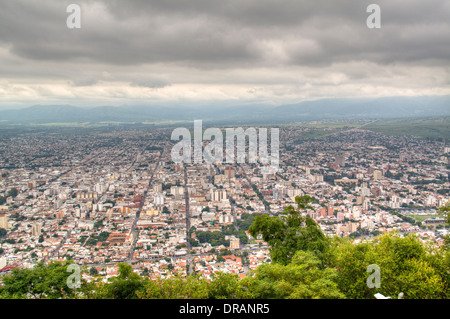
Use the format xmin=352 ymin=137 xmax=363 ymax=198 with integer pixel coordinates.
xmin=409 ymin=213 xmax=446 ymax=223
xmin=365 ymin=116 xmax=450 ymax=141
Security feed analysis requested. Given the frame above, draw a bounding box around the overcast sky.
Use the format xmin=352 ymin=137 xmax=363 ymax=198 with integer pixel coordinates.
xmin=0 ymin=0 xmax=449 ymax=109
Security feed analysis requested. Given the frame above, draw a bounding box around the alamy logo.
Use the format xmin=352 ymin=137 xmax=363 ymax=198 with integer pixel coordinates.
xmin=171 ymin=120 xmax=279 ymax=173
xmin=66 ymin=4 xmax=81 ymax=29
xmin=366 ymin=264 xmax=381 ymax=289
xmin=67 ymin=263 xmax=81 ymax=289
xmin=366 ymin=4 xmax=381 ymax=29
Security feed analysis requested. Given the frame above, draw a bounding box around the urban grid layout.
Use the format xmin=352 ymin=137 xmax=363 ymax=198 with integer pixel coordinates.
xmin=0 ymin=124 xmax=448 ymax=281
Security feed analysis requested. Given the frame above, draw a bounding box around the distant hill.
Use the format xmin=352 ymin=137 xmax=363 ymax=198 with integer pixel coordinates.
xmin=0 ymin=95 xmax=449 ymax=125
xmin=272 ymin=95 xmax=450 ymax=121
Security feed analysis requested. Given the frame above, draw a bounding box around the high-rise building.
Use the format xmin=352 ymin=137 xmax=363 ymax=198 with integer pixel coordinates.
xmin=309 ymin=174 xmax=324 ymax=183
xmin=352 ymin=207 xmax=361 ymax=219
xmin=363 ymin=198 xmax=371 ymax=211
xmin=170 ymin=186 xmax=185 ymax=196
xmin=153 ymin=183 xmax=163 ymax=193
xmin=373 ymin=170 xmax=383 ymax=180
xmin=56 ymin=211 xmax=65 ymax=219
xmin=361 ymin=182 xmax=370 ymax=197
xmin=0 ymin=214 xmax=9 ymax=230
xmin=210 ymin=189 xmax=227 ymax=202
xmin=328 ymin=206 xmax=334 ymax=216
xmin=0 ymin=257 xmax=7 ymax=269
xmin=229 ymin=237 xmax=240 ymax=249
xmin=154 ymin=194 xmax=165 ymax=206
xmin=225 ymin=166 xmax=235 ymax=179
xmin=273 ymin=188 xmax=279 ymax=200
xmin=319 ymin=207 xmax=327 ymax=218
xmin=32 ymin=222 xmax=42 ymax=236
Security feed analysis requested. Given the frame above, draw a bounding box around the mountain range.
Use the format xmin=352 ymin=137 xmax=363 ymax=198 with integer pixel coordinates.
xmin=0 ymin=95 xmax=449 ymax=125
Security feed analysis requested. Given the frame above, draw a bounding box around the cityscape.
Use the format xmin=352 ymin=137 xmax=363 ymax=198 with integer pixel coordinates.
xmin=1 ymin=123 xmax=448 ymax=283
xmin=0 ymin=0 xmax=449 ymax=306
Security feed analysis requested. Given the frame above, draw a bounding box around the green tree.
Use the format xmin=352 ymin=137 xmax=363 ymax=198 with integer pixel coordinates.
xmin=187 ymin=238 xmax=199 ymax=247
xmin=137 ymin=273 xmax=209 ymax=299
xmin=141 ymin=267 xmax=149 ymax=277
xmin=137 ymin=272 xmax=249 ymax=299
xmin=98 ymin=231 xmax=110 ymax=242
xmin=89 ymin=267 xmax=99 ymax=276
xmin=7 ymin=188 xmax=18 ymax=198
xmin=93 ymin=263 xmax=145 ymax=299
xmin=207 ymin=272 xmax=251 ymax=299
xmin=249 ymin=195 xmax=328 ymax=265
xmin=330 ymin=233 xmax=448 ymax=299
xmin=0 ymin=261 xmax=87 ymax=299
xmin=241 ymin=250 xmax=344 ymax=299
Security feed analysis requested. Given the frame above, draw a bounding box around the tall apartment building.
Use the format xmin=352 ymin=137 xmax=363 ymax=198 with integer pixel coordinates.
xmin=32 ymin=222 xmax=42 ymax=237
xmin=225 ymin=166 xmax=235 ymax=179
xmin=0 ymin=214 xmax=9 ymax=230
xmin=328 ymin=206 xmax=334 ymax=216
xmin=373 ymin=170 xmax=383 ymax=180
xmin=229 ymin=237 xmax=240 ymax=250
xmin=210 ymin=189 xmax=227 ymax=202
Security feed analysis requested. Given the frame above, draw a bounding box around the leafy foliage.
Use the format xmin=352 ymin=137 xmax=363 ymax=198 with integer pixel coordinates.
xmin=91 ymin=263 xmax=145 ymax=299
xmin=249 ymin=195 xmax=328 ymax=265
xmin=196 ymin=231 xmax=229 ymax=247
xmin=0 ymin=261 xmax=87 ymax=299
xmin=329 ymin=233 xmax=448 ymax=299
xmin=137 ymin=272 xmax=250 ymax=299
xmin=241 ymin=250 xmax=344 ymax=299
xmin=7 ymin=188 xmax=18 ymax=198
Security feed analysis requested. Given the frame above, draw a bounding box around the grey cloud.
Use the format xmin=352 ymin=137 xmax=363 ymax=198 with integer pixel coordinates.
xmin=0 ymin=0 xmax=449 ymax=107
xmin=0 ymin=0 xmax=448 ymax=68
xmin=69 ymin=78 xmax=99 ymax=87
xmin=130 ymin=78 xmax=170 ymax=89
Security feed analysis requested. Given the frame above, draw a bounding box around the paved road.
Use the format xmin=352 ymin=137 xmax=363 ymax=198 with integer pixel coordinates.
xmin=127 ymin=149 xmax=164 ymax=261
xmin=44 ymin=231 xmax=70 ymax=262
xmin=183 ymin=164 xmax=193 ymax=275
xmin=238 ymin=163 xmax=271 ymax=214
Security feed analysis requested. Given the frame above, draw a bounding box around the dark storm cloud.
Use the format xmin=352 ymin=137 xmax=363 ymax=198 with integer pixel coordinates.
xmin=0 ymin=0 xmax=449 ymax=67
